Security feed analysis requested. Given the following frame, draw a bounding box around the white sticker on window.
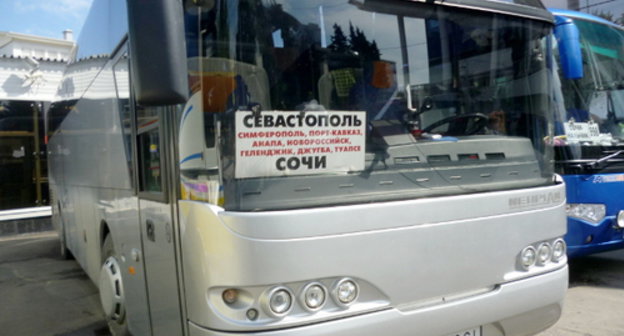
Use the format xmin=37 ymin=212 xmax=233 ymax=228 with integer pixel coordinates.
xmin=235 ymin=110 xmax=366 ymax=178
xmin=563 ymin=120 xmax=612 ymax=145
xmin=564 ymin=121 xmax=600 ymax=142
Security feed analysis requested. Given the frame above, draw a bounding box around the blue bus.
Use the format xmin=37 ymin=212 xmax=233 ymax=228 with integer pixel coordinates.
xmin=551 ymin=8 xmax=624 ymax=257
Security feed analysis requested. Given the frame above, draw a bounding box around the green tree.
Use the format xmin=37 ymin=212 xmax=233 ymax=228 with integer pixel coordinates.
xmin=348 ymin=22 xmax=380 ymax=61
xmin=329 ymin=24 xmax=349 ymax=53
xmin=329 ymin=22 xmax=381 ymax=60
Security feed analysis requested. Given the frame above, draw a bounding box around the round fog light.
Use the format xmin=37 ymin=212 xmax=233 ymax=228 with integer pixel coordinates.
xmin=552 ymin=239 xmax=566 ymax=261
xmin=520 ymin=246 xmax=537 ymax=269
xmin=537 ymin=243 xmax=552 ymax=265
xmin=246 ymin=308 xmax=258 ymax=321
xmin=267 ymin=287 xmax=293 ymax=316
xmin=617 ymin=210 xmax=624 ymax=229
xmin=301 ymin=283 xmax=326 ymax=311
xmin=222 ymin=288 xmax=238 ymax=305
xmin=334 ymin=278 xmax=359 ymax=306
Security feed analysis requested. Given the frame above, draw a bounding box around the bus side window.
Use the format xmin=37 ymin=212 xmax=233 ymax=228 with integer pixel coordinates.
xmin=137 ymin=107 xmax=163 ymax=193
xmin=113 ymin=50 xmax=134 ymax=189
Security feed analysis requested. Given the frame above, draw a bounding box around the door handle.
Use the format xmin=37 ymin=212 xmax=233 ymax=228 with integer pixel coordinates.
xmin=146 ymin=219 xmax=155 ymax=242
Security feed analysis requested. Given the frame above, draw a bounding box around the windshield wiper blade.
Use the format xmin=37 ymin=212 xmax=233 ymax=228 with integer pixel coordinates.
xmin=576 ymin=150 xmax=624 ymax=171
xmin=606 ymin=79 xmax=624 ymax=90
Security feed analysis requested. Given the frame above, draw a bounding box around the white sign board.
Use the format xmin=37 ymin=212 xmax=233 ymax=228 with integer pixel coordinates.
xmin=563 ymin=121 xmax=600 ymax=143
xmin=235 ymin=110 xmax=366 ymax=178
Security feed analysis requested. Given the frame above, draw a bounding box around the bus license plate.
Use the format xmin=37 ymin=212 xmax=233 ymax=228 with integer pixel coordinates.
xmin=447 ymin=327 xmax=482 ymax=336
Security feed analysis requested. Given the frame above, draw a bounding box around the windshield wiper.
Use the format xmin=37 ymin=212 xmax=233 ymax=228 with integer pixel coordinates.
xmin=576 ymin=150 xmax=624 ymax=171
xmin=605 ymin=79 xmax=624 ymax=90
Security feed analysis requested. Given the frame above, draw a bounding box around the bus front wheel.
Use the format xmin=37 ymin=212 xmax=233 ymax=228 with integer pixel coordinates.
xmin=99 ymin=235 xmax=130 ymax=336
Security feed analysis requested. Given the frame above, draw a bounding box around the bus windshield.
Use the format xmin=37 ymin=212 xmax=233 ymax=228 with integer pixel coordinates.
xmin=179 ymin=0 xmax=556 ymax=211
xmin=554 ymin=17 xmax=624 ymax=169
xmin=575 ymin=18 xmax=624 ymax=90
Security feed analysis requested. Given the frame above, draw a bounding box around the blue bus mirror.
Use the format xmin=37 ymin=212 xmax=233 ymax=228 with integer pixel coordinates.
xmin=554 ymin=17 xmax=583 ymax=79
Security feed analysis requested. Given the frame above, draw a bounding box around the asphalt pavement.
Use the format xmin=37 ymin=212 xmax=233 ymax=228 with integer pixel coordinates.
xmin=0 ymin=232 xmax=109 ymax=336
xmin=537 ymin=248 xmax=624 ymax=336
xmin=1 ymin=232 xmax=623 ymax=335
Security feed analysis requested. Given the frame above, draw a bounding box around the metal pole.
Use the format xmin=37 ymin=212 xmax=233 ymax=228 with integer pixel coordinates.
xmin=32 ymin=102 xmax=42 ymax=206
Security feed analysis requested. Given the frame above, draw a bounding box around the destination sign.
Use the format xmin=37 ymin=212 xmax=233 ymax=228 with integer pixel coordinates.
xmin=235 ymin=110 xmax=366 ymax=178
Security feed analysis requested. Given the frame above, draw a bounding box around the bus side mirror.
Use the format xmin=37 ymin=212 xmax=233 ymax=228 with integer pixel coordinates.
xmin=554 ymin=17 xmax=583 ymax=79
xmin=127 ymin=0 xmax=188 ymax=106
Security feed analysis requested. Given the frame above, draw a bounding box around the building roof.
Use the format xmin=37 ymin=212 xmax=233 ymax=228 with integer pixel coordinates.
xmin=0 ymin=31 xmax=74 ymax=48
xmin=0 ymin=54 xmax=67 ymax=63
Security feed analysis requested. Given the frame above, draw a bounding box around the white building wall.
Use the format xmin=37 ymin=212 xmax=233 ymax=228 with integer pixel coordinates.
xmin=56 ymin=57 xmax=110 ymax=100
xmin=0 ymin=32 xmax=74 ymax=62
xmin=0 ymin=31 xmax=74 ymax=102
xmin=7 ymin=40 xmax=71 ymax=62
xmin=0 ymin=57 xmax=66 ymax=102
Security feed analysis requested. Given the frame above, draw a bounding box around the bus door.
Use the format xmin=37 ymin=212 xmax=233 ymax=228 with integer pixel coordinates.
xmin=136 ymin=106 xmax=183 ymax=336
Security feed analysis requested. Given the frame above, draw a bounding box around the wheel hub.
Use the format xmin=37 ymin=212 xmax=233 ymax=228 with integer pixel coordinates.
xmin=99 ymin=256 xmax=126 ymax=323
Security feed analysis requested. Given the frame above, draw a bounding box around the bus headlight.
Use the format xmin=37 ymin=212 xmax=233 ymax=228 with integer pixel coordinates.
xmin=552 ymin=239 xmax=566 ymax=261
xmin=566 ymin=203 xmax=606 ymax=223
xmin=263 ymin=287 xmax=293 ymax=317
xmin=520 ymin=239 xmax=565 ymax=272
xmin=301 ymin=282 xmax=327 ymax=311
xmin=333 ymin=278 xmax=359 ymax=306
xmin=520 ymin=246 xmax=537 ymax=269
xmin=537 ymin=243 xmax=552 ymax=265
xmin=617 ymin=210 xmax=624 ymax=229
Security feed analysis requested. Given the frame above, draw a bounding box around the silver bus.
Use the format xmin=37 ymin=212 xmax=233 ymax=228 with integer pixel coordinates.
xmin=47 ymin=0 xmax=568 ymax=335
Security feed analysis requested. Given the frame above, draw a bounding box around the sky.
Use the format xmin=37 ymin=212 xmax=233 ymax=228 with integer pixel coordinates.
xmin=0 ymin=0 xmax=93 ymax=40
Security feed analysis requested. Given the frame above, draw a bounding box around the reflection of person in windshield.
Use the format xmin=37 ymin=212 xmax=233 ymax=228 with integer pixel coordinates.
xmin=488 ymin=109 xmax=506 ymax=134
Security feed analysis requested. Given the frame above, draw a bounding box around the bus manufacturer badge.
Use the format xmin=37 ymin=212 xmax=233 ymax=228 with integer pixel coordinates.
xmin=509 ymin=191 xmax=563 ymax=210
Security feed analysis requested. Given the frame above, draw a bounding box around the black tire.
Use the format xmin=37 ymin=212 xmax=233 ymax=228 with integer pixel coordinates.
xmin=100 ymin=235 xmax=131 ymax=336
xmin=58 ymin=224 xmax=73 ymax=260
xmin=56 ymin=201 xmax=73 ymax=260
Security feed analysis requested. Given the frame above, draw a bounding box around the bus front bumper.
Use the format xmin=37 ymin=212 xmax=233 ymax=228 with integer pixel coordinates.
xmin=188 ymin=266 xmax=568 ymax=336
xmin=566 ymin=216 xmax=624 ymax=258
